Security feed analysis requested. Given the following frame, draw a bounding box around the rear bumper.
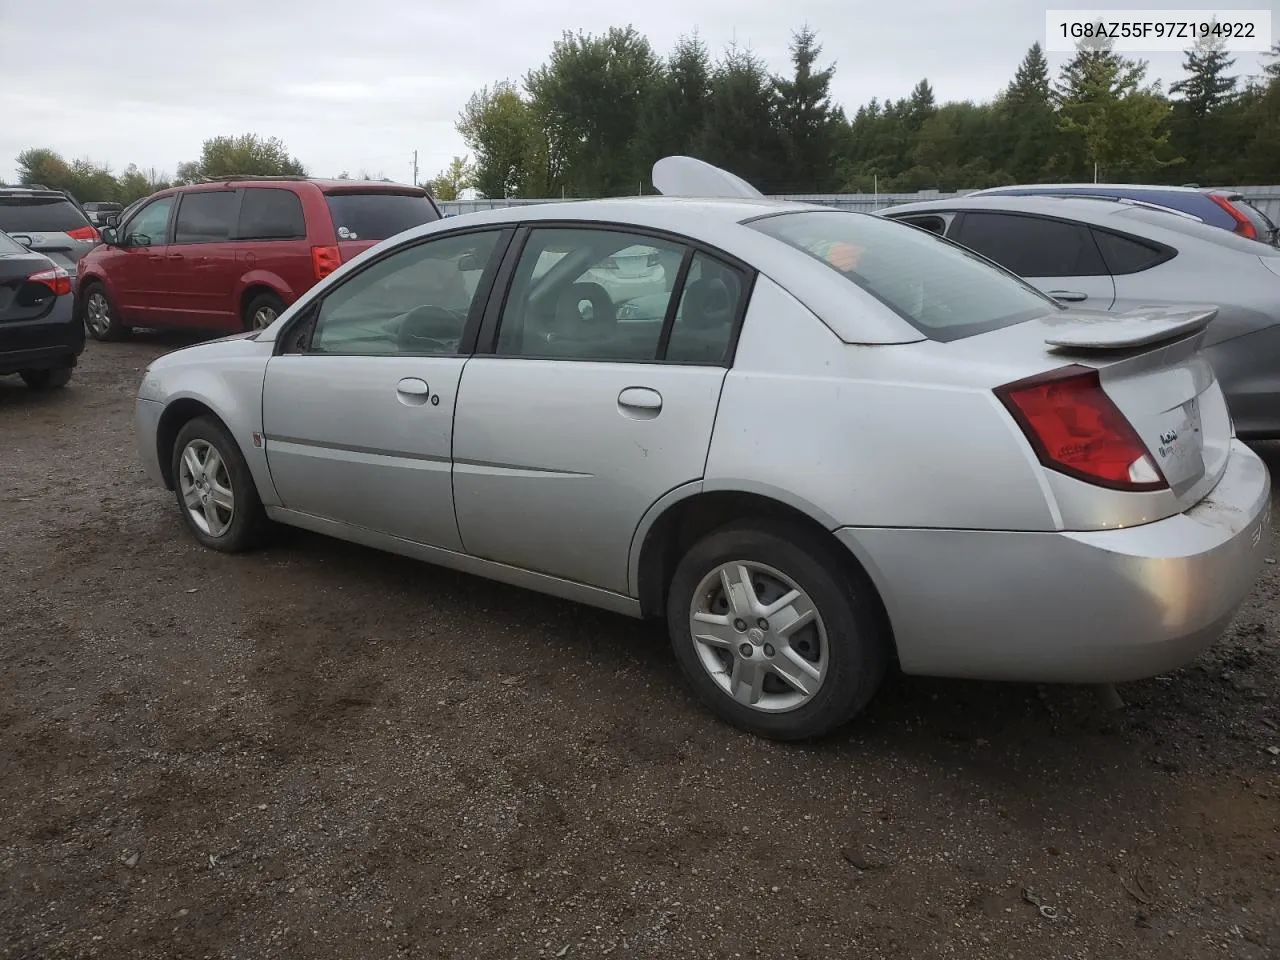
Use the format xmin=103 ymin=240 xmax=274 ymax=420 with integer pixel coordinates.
xmin=839 ymin=439 xmax=1272 ymax=683
xmin=0 ymin=298 xmax=84 ymax=374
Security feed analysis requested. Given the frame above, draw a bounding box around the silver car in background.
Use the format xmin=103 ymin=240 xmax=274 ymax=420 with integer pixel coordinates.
xmin=0 ymin=186 xmax=100 ymax=286
xmin=879 ymin=194 xmax=1280 ymax=438
xmin=133 ymin=158 xmax=1272 ymax=741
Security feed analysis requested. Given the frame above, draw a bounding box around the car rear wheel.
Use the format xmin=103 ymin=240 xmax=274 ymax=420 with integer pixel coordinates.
xmin=243 ymin=292 xmax=285 ymax=332
xmin=20 ymin=366 xmax=72 ymax=390
xmin=82 ymin=283 xmax=130 ymax=341
xmin=666 ymin=520 xmax=888 ymax=740
xmin=171 ymin=416 xmax=269 ymax=553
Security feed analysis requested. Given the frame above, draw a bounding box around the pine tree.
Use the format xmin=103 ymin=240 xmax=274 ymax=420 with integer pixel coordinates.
xmin=1169 ymin=32 xmax=1238 ymax=180
xmin=773 ymin=25 xmax=844 ymax=192
xmin=1055 ymin=41 xmax=1173 ymax=180
xmin=636 ymin=32 xmax=712 ymax=168
xmin=1001 ymin=43 xmax=1057 ymax=180
xmin=696 ymin=45 xmax=783 ymax=190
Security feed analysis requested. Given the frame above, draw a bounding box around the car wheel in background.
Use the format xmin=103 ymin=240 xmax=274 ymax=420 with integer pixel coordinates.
xmin=171 ymin=416 xmax=269 ymax=553
xmin=243 ymin=292 xmax=285 ymax=332
xmin=666 ymin=520 xmax=889 ymax=741
xmin=20 ymin=366 xmax=73 ymax=390
xmin=81 ymin=283 xmax=130 ymax=341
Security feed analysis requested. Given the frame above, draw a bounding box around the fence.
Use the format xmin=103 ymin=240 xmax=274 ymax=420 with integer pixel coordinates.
xmin=439 ymin=186 xmax=1280 ymax=223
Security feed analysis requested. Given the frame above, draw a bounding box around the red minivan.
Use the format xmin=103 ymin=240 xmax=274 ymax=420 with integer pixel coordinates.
xmin=76 ymin=177 xmax=442 ymax=339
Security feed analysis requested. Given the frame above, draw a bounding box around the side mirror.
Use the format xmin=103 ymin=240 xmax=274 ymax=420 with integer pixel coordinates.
xmin=10 ymin=234 xmax=33 ymax=248
xmin=100 ymin=227 xmax=118 ymax=246
xmin=105 ymin=214 xmax=120 ymax=228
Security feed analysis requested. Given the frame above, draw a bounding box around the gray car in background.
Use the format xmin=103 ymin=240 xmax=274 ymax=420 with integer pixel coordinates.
xmin=880 ymin=194 xmax=1280 ymax=439
xmin=0 ymin=186 xmax=100 ymax=286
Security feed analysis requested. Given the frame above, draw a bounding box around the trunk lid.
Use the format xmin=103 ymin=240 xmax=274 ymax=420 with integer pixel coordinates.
xmin=958 ymin=304 xmax=1229 ymax=514
xmin=0 ymin=249 xmax=63 ymax=323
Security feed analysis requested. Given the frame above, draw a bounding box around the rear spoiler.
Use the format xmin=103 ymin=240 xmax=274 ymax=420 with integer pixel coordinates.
xmin=1044 ymin=305 xmax=1218 ymax=351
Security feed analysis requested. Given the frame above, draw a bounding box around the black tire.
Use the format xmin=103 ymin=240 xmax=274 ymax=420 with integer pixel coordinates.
xmin=170 ymin=415 xmax=269 ymax=553
xmin=666 ymin=519 xmax=889 ymax=741
xmin=243 ymin=291 xmax=285 ymax=333
xmin=80 ymin=281 xmax=131 ymax=342
xmin=20 ymin=366 xmax=72 ymax=390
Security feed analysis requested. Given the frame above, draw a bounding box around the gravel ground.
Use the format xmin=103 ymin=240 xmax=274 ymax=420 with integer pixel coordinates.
xmin=1 ymin=337 xmax=1278 ymax=960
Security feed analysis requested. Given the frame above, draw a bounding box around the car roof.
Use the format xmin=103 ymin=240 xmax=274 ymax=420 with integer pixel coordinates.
xmin=0 ymin=186 xmax=75 ymax=200
xmin=972 ymin=182 xmax=1215 ymax=196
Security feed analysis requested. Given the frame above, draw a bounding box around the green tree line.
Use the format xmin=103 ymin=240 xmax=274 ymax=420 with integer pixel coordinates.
xmin=457 ymin=25 xmax=1280 ymax=197
xmin=9 ymin=29 xmax=1280 ymax=204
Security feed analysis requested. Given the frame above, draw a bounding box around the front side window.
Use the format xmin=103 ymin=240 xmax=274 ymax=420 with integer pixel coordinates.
xmin=237 ymin=188 xmax=305 ymax=240
xmin=750 ymin=210 xmax=1059 ymax=342
xmin=123 ymin=197 xmax=174 ymax=247
xmin=173 ymin=191 xmax=239 ymax=244
xmin=495 ymin=228 xmax=688 ymax=362
xmin=951 ymin=211 xmax=1107 ymax=277
xmin=308 ymin=230 xmax=502 ymax=356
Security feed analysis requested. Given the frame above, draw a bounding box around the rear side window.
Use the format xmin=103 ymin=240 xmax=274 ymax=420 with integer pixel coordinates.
xmin=0 ymin=197 xmax=91 ymax=232
xmin=173 ymin=191 xmax=239 ymax=244
xmin=1091 ymin=229 xmax=1175 ymax=275
xmin=750 ymin=210 xmax=1058 ymax=342
xmin=325 ymin=192 xmax=440 ymax=242
xmin=0 ymin=231 xmax=27 ymax=254
xmin=895 ymin=214 xmax=946 ymax=236
xmin=951 ymin=212 xmax=1107 ymax=277
xmin=237 ymin=188 xmax=306 ymax=240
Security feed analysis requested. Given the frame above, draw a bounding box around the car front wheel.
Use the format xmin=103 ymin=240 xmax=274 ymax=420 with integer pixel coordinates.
xmin=666 ymin=520 xmax=888 ymax=740
xmin=171 ymin=416 xmax=269 ymax=552
xmin=81 ymin=283 xmax=130 ymax=341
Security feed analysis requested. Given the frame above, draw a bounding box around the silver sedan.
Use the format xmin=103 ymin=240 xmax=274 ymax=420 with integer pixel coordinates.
xmin=134 ymin=158 xmax=1272 ymax=741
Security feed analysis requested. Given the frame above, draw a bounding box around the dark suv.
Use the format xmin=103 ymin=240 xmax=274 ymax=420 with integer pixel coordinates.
xmin=76 ymin=177 xmax=441 ymax=340
xmin=0 ymin=229 xmax=83 ymax=389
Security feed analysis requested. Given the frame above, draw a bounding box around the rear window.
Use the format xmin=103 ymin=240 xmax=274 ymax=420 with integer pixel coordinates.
xmin=750 ymin=210 xmax=1059 ymax=342
xmin=0 ymin=197 xmax=91 ymax=233
xmin=324 ymin=192 xmax=439 ymax=242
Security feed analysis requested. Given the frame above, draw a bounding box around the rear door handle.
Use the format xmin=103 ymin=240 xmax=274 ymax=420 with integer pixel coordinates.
xmin=1048 ymin=290 xmax=1088 ymax=302
xmin=618 ymin=386 xmax=662 ymax=418
xmin=396 ymin=377 xmax=430 ymax=396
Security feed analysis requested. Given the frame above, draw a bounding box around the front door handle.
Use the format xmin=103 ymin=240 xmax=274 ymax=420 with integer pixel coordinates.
xmin=1048 ymin=290 xmax=1088 ymax=302
xmin=396 ymin=377 xmax=432 ymax=407
xmin=618 ymin=386 xmax=662 ymax=419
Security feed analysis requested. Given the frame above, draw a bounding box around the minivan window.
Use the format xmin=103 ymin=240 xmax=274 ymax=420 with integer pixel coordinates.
xmin=237 ymin=188 xmax=306 ymax=240
xmin=0 ymin=198 xmax=91 ymax=233
xmin=750 ymin=210 xmax=1059 ymax=342
xmin=325 ymin=192 xmax=440 ymax=242
xmin=173 ymin=191 xmax=239 ymax=244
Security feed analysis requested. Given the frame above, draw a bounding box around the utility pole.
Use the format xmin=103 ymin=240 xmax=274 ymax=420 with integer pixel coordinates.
xmin=412 ymin=150 xmax=419 ymax=186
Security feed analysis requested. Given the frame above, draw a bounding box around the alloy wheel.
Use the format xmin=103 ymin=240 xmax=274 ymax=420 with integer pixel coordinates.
xmin=178 ymin=439 xmax=235 ymax=538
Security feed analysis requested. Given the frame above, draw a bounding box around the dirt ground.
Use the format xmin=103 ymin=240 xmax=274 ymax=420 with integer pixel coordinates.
xmin=1 ymin=337 xmax=1278 ymax=960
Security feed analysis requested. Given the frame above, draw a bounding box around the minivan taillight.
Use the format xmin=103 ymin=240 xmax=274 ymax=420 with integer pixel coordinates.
xmin=65 ymin=225 xmax=100 ymax=242
xmin=27 ymin=266 xmax=72 ymax=297
xmin=312 ymin=245 xmax=341 ymax=281
xmin=1207 ymin=194 xmax=1259 ymax=240
xmin=995 ymin=365 xmax=1166 ymax=491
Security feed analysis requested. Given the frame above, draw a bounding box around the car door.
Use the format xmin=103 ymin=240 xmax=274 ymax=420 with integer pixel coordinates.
xmin=166 ymin=188 xmax=242 ymax=328
xmin=452 ymin=226 xmax=749 ymax=595
xmin=109 ymin=195 xmax=176 ymax=323
xmin=948 ymin=210 xmax=1116 ymax=310
xmin=261 ymin=227 xmax=510 ymax=550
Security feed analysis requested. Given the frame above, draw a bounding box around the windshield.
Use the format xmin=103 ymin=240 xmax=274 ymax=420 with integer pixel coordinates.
xmin=749 ymin=210 xmax=1059 ymax=342
xmin=325 ymin=192 xmax=440 ymax=242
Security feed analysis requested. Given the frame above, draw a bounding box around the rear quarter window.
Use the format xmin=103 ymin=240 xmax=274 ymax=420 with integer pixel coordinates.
xmin=237 ymin=188 xmax=306 ymax=240
xmin=750 ymin=210 xmax=1059 ymax=342
xmin=0 ymin=198 xmax=91 ymax=232
xmin=324 ymin=192 xmax=440 ymax=242
xmin=1090 ymin=228 xmax=1175 ymax=274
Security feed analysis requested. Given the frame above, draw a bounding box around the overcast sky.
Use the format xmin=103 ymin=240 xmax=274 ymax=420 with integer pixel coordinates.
xmin=0 ymin=0 xmax=1273 ymax=186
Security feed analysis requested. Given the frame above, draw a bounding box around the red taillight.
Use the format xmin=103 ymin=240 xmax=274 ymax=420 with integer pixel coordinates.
xmin=1207 ymin=194 xmax=1258 ymax=240
xmin=65 ymin=225 xmax=99 ymax=242
xmin=28 ymin=266 xmax=72 ymax=297
xmin=995 ymin=364 xmax=1166 ymax=491
xmin=311 ymin=245 xmax=342 ymax=281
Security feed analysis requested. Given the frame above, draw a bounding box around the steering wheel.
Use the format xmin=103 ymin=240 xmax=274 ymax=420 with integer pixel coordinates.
xmin=398 ymin=305 xmax=462 ymax=353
